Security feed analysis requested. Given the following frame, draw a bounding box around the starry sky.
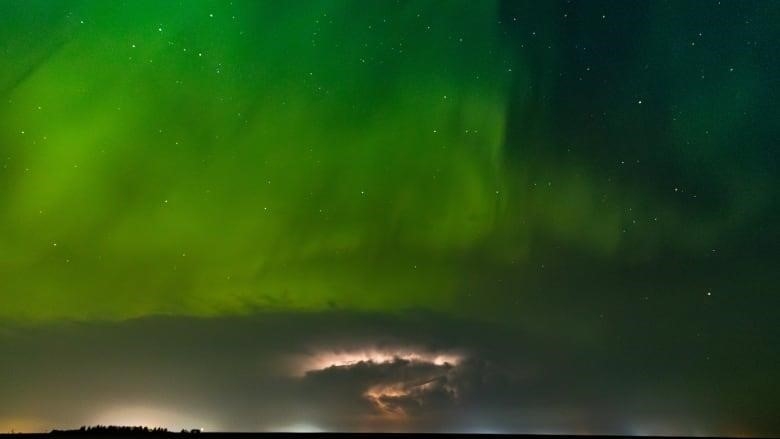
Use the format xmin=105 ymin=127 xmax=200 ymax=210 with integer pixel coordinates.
xmin=0 ymin=0 xmax=778 ymax=435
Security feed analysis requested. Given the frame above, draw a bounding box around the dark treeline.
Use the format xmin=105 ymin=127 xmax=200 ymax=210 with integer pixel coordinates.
xmin=49 ymin=425 xmax=201 ymax=435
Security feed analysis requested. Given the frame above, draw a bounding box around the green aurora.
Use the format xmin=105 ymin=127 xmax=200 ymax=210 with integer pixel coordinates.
xmin=1 ymin=0 xmax=514 ymax=321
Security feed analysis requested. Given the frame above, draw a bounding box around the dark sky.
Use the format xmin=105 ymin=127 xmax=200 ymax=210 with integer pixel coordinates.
xmin=0 ymin=0 xmax=778 ymax=435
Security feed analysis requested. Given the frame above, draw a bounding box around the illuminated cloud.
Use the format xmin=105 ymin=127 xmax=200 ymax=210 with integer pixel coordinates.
xmin=298 ymin=346 xmax=465 ymax=420
xmin=294 ymin=347 xmax=463 ymax=376
xmin=364 ymin=375 xmax=459 ymax=418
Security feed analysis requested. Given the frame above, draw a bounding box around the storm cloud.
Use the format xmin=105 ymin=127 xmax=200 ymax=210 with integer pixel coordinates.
xmin=1 ymin=310 xmax=769 ymax=434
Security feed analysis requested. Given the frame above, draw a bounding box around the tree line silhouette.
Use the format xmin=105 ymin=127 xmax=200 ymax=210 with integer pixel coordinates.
xmin=49 ymin=425 xmax=202 ymax=435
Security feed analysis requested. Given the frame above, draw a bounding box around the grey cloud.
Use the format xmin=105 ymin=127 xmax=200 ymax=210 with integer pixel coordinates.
xmin=0 ymin=311 xmax=770 ymax=434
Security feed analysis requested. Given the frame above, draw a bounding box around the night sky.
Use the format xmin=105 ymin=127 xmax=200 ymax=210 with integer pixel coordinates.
xmin=0 ymin=0 xmax=778 ymax=435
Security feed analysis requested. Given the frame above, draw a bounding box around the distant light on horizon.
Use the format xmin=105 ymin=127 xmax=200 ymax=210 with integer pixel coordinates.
xmin=90 ymin=406 xmax=217 ymax=433
xmin=271 ymin=423 xmax=324 ymax=433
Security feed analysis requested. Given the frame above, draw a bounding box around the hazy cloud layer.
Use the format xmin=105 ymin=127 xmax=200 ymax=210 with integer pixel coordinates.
xmin=1 ymin=311 xmax=774 ymax=435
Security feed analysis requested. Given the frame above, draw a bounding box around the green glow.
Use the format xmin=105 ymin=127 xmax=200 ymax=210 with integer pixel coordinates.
xmin=0 ymin=0 xmax=512 ymax=321
xmin=0 ymin=0 xmax=777 ymax=328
